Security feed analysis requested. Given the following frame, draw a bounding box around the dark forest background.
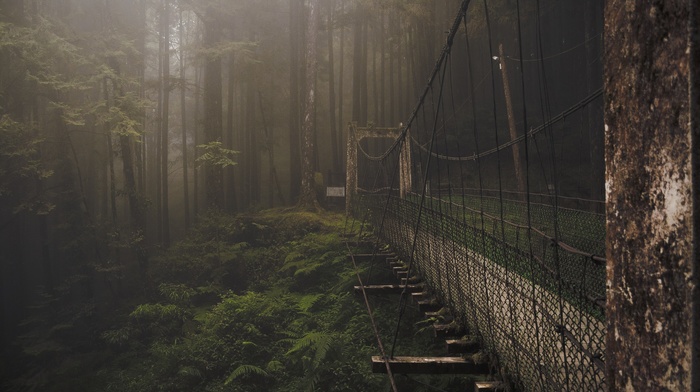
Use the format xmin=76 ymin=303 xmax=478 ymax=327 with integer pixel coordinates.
xmin=0 ymin=0 xmax=603 ymax=389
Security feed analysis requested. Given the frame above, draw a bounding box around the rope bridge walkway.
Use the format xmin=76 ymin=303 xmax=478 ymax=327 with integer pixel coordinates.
xmin=346 ymin=0 xmax=607 ymax=391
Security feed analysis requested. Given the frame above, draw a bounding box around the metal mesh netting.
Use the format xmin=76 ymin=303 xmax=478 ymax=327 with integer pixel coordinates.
xmin=348 ymin=1 xmax=606 ymax=390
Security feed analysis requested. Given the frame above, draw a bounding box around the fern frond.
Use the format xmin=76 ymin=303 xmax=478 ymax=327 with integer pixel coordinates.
xmin=224 ymin=364 xmax=269 ymax=385
xmin=296 ymin=294 xmax=324 ymax=313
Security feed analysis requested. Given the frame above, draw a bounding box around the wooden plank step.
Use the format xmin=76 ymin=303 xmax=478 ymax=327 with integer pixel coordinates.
xmin=446 ymin=339 xmax=480 ymax=354
xmin=434 ymin=323 xmax=463 ymax=337
xmin=418 ymin=299 xmax=441 ymax=313
xmin=401 ymin=276 xmax=422 ymax=285
xmin=411 ymin=292 xmax=425 ymax=303
xmin=474 ymin=381 xmax=504 ymax=391
xmin=344 ymin=241 xmax=374 ymax=248
xmin=371 ymin=356 xmax=488 ymax=374
xmin=347 ymin=253 xmax=394 ymax=262
xmin=353 ymin=284 xmax=424 ymax=295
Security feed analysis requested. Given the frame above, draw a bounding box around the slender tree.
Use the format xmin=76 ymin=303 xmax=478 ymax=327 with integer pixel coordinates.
xmin=161 ymin=0 xmax=171 ymax=246
xmin=179 ymin=4 xmax=190 ymax=230
xmin=299 ymin=0 xmax=320 ymax=209
xmin=289 ymin=0 xmax=302 ymax=203
xmin=202 ymin=7 xmax=224 ymax=209
xmin=327 ymin=0 xmax=339 ymax=173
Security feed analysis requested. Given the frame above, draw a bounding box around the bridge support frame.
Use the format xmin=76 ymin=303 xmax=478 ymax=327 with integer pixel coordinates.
xmin=345 ymin=122 xmax=412 ymax=215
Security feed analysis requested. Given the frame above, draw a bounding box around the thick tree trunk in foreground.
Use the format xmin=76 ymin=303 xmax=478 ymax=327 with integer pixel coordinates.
xmin=604 ymin=1 xmax=699 ymax=390
xmin=299 ymin=0 xmax=320 ymax=209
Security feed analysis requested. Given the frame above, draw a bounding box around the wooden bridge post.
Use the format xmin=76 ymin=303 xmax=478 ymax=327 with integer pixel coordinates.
xmin=604 ymin=1 xmax=699 ymax=390
xmin=346 ymin=122 xmax=358 ymax=216
xmin=399 ymin=128 xmax=413 ymax=199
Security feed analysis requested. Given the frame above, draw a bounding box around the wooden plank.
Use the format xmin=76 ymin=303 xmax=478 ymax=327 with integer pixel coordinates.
xmin=343 ymin=240 xmax=374 ymax=248
xmin=353 ymin=284 xmax=424 ymax=295
xmin=411 ymin=292 xmax=425 ymax=303
xmin=446 ymin=339 xmax=479 ymax=354
xmin=418 ymin=299 xmax=441 ymax=313
xmin=434 ymin=323 xmax=463 ymax=337
xmin=371 ymin=356 xmax=488 ymax=374
xmin=401 ymin=276 xmax=421 ymax=285
xmin=474 ymin=381 xmax=504 ymax=392
xmin=347 ymin=253 xmax=393 ymax=262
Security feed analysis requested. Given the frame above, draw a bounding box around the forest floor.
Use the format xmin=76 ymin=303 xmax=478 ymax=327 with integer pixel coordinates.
xmin=1 ymin=209 xmax=480 ymax=392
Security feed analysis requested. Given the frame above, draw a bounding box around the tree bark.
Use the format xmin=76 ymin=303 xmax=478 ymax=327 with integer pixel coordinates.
xmin=288 ymin=0 xmax=302 ymax=203
xmin=225 ymin=52 xmax=238 ymax=213
xmin=202 ymin=8 xmax=224 ymax=209
xmin=160 ymin=0 xmax=171 ymax=246
xmin=327 ymin=0 xmax=339 ymax=173
xmin=179 ymin=5 xmax=190 ymax=230
xmin=298 ymin=0 xmax=320 ymax=209
xmin=604 ymin=1 xmax=698 ymax=390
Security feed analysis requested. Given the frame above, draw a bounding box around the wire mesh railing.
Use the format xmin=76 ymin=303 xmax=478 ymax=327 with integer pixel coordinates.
xmin=348 ymin=0 xmax=606 ymax=390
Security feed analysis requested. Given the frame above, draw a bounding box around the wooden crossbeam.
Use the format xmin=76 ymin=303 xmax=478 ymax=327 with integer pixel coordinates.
xmin=353 ymin=284 xmax=424 ymax=295
xmin=446 ymin=339 xmax=479 ymax=354
xmin=434 ymin=323 xmax=463 ymax=337
xmin=371 ymin=356 xmax=488 ymax=374
xmin=418 ymin=299 xmax=441 ymax=313
xmin=343 ymin=240 xmax=374 ymax=248
xmin=474 ymin=381 xmax=504 ymax=391
xmin=401 ymin=276 xmax=422 ymax=285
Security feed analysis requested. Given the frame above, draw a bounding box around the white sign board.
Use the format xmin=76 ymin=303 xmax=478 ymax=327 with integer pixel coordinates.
xmin=326 ymin=187 xmax=345 ymax=197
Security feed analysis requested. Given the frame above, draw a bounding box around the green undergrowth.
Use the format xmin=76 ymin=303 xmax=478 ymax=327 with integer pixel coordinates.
xmin=4 ymin=209 xmax=474 ymax=391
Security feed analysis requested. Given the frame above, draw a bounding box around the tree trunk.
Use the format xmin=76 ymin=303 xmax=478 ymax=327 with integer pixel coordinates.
xmin=203 ymin=8 xmax=224 ymax=209
xmin=245 ymin=62 xmax=259 ymax=206
xmin=604 ymin=1 xmax=698 ymax=390
xmin=179 ymin=5 xmax=190 ymax=230
xmin=225 ymin=52 xmax=238 ymax=213
xmin=379 ymin=9 xmax=385 ymax=126
xmin=298 ymin=0 xmax=320 ymax=209
xmin=288 ymin=0 xmax=302 ymax=203
xmin=337 ymin=0 xmax=345 ymax=170
xmin=352 ymin=6 xmax=362 ymax=124
xmin=160 ymin=0 xmax=171 ymax=246
xmin=193 ymin=63 xmax=200 ymax=219
xmin=327 ymin=0 xmax=339 ymax=173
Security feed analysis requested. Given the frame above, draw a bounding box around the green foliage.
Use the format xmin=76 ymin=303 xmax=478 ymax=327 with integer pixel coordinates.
xmin=0 ymin=115 xmax=54 ymax=213
xmin=224 ymin=364 xmax=269 ymax=384
xmin=196 ymin=141 xmax=239 ymax=168
xmin=7 ymin=209 xmax=470 ymax=391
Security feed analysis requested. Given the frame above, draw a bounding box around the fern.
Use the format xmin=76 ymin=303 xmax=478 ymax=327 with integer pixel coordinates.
xmin=224 ymin=364 xmax=269 ymax=384
xmin=296 ymin=294 xmax=324 ymax=313
xmin=286 ymin=331 xmax=338 ymax=371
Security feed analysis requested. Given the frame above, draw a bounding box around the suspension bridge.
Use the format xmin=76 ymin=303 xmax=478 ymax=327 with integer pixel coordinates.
xmin=343 ymin=1 xmax=698 ymax=391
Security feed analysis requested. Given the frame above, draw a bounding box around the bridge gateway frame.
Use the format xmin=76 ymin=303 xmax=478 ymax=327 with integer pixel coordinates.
xmin=345 ymin=122 xmax=412 ymax=216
